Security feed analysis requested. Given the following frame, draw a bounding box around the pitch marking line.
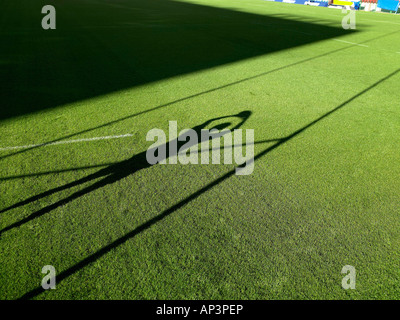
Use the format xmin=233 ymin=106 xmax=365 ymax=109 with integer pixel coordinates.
xmin=332 ymin=39 xmax=369 ymax=47
xmin=0 ymin=134 xmax=134 ymax=151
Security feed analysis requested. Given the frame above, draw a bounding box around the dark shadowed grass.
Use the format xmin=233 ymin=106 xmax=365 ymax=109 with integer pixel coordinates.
xmin=0 ymin=0 xmax=352 ymax=120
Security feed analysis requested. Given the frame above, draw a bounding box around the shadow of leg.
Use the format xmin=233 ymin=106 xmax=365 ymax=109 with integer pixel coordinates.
xmin=0 ymin=166 xmax=114 ymax=214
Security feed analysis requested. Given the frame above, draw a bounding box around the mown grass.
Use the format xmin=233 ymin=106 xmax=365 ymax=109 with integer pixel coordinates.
xmin=1 ymin=0 xmax=400 ymax=299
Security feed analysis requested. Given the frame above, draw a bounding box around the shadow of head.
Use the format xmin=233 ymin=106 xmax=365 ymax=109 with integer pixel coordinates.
xmin=210 ymin=122 xmax=232 ymax=131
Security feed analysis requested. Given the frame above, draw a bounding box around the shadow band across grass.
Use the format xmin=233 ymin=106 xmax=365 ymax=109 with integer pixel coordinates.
xmin=4 ymin=30 xmax=390 ymax=163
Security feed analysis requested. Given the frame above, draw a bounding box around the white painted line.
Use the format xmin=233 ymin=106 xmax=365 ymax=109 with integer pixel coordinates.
xmin=0 ymin=134 xmax=134 ymax=151
xmin=366 ymin=19 xmax=400 ymax=26
xmin=332 ymin=39 xmax=369 ymax=47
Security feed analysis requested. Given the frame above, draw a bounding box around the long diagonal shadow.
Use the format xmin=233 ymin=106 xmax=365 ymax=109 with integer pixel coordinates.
xmin=18 ymin=68 xmax=400 ymax=300
xmin=0 ymin=163 xmax=118 ymax=182
xmin=0 ymin=112 xmax=252 ymax=232
xmin=1 ymin=30 xmax=394 ymax=162
xmin=0 ymin=139 xmax=282 ymax=181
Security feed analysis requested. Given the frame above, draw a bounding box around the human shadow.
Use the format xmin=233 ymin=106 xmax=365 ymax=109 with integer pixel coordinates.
xmin=1 ymin=0 xmax=353 ymax=120
xmin=0 ymin=111 xmax=252 ymax=235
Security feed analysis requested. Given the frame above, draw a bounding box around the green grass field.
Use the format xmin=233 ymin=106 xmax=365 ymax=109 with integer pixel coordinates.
xmin=1 ymin=0 xmax=400 ymax=299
